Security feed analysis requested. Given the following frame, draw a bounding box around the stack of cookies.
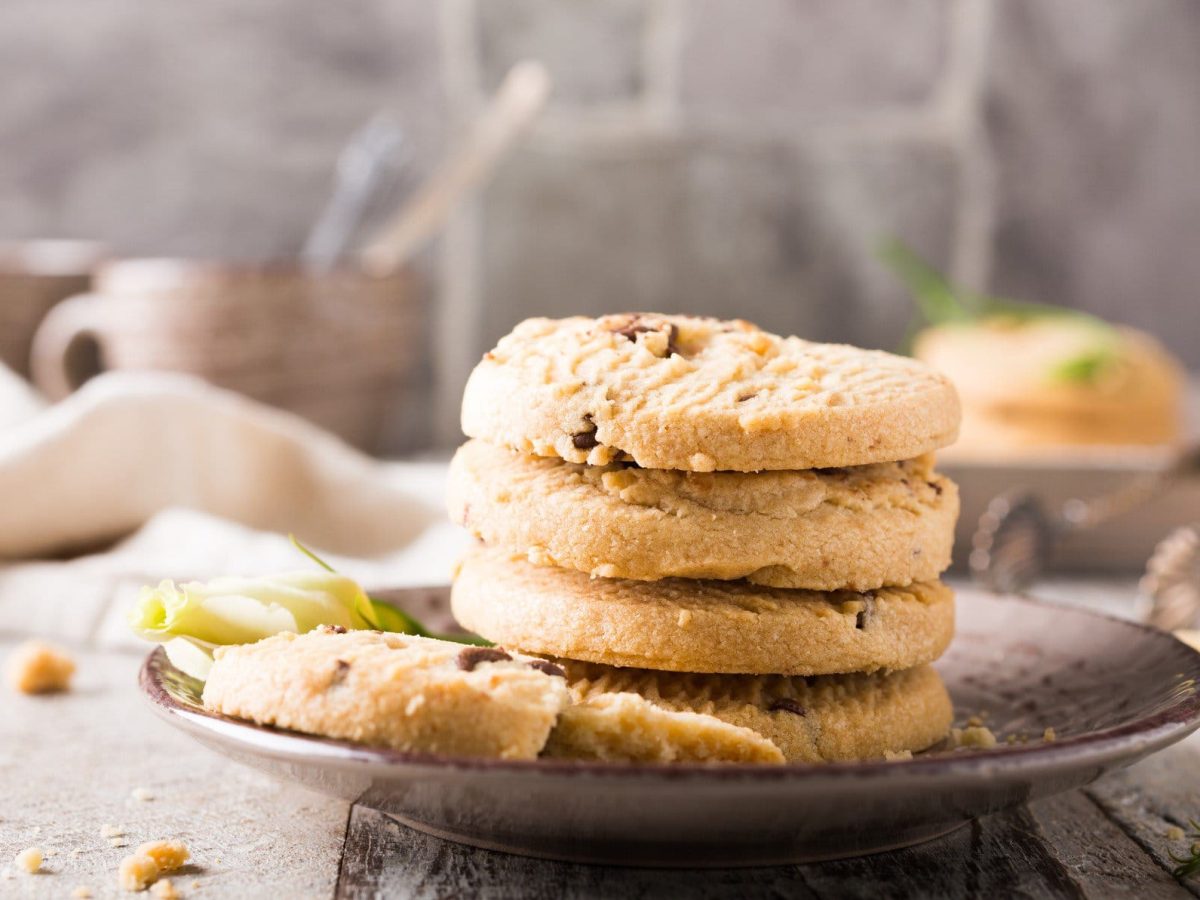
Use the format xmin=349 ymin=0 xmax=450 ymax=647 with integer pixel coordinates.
xmin=448 ymin=313 xmax=962 ymax=763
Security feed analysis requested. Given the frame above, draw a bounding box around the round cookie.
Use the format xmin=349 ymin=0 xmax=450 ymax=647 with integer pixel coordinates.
xmin=448 ymin=439 xmax=958 ymax=591
xmin=202 ymin=627 xmax=571 ymax=759
xmin=451 ymin=545 xmax=955 ymax=675
xmin=544 ymin=693 xmax=787 ymax=764
xmin=461 ymin=313 xmax=960 ymax=472
xmin=558 ymin=661 xmax=953 ymax=763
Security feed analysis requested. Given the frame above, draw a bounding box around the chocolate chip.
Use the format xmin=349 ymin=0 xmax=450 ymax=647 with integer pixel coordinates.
xmin=609 ymin=316 xmax=681 ymax=357
xmin=855 ymin=595 xmax=875 ymax=631
xmin=329 ymin=659 xmax=351 ymax=686
xmin=769 ymin=698 xmax=807 ymax=716
xmin=572 ymin=414 xmax=599 ymax=450
xmin=457 ymin=646 xmax=512 ymax=671
xmin=928 ymin=480 xmax=943 ymax=495
xmin=572 ymin=430 xmax=599 ymax=450
xmin=528 ymin=659 xmax=566 ymax=678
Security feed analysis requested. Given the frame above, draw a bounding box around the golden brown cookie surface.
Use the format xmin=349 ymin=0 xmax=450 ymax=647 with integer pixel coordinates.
xmin=449 ymin=439 xmax=958 ymax=590
xmin=451 ymin=545 xmax=955 ymax=675
xmin=462 ymin=314 xmax=961 ymax=472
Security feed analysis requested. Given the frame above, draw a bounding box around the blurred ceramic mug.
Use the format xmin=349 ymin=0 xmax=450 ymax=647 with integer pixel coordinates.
xmin=0 ymin=240 xmax=106 ymax=377
xmin=30 ymin=258 xmax=423 ymax=452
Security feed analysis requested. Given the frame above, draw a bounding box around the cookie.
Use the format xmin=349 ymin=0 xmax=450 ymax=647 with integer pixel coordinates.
xmin=915 ymin=319 xmax=1184 ymax=454
xmin=544 ymin=693 xmax=786 ymax=764
xmin=558 ymin=661 xmax=953 ymax=763
xmin=448 ymin=439 xmax=958 ymax=591
xmin=451 ymin=545 xmax=955 ymax=675
xmin=202 ymin=627 xmax=570 ymax=759
xmin=461 ymin=314 xmax=960 ymax=472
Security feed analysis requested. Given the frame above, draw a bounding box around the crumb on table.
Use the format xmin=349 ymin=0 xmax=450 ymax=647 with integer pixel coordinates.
xmin=135 ymin=841 xmax=189 ymax=872
xmin=151 ymin=877 xmax=180 ymax=899
xmin=1167 ymin=825 xmax=1186 ymax=841
xmin=71 ymin=887 xmax=93 ymax=899
xmin=883 ymin=749 xmax=913 ymax=761
xmin=14 ymin=846 xmax=42 ymax=873
xmin=5 ymin=641 xmax=75 ymax=694
xmin=130 ymin=787 xmax=155 ymax=802
xmin=1042 ymin=726 xmax=1057 ymax=742
xmin=118 ymin=853 xmax=159 ymax=892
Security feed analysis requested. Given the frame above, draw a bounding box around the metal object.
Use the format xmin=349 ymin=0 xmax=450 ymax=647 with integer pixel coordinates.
xmin=971 ymin=445 xmax=1200 ymax=593
xmin=1141 ymin=524 xmax=1200 ymax=631
xmin=303 ymin=114 xmax=408 ymax=271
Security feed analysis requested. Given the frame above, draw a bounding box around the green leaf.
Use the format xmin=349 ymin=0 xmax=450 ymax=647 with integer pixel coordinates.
xmin=878 ymin=239 xmax=976 ymax=326
xmin=1048 ymin=346 xmax=1119 ymax=384
xmin=289 ymin=534 xmax=490 ymax=646
xmin=879 ymin=238 xmax=1119 ymax=339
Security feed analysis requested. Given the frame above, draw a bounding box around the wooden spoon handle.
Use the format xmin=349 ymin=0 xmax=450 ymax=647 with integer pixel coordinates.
xmin=359 ymin=60 xmax=551 ymax=275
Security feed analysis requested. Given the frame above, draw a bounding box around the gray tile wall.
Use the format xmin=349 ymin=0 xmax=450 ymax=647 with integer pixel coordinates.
xmin=0 ymin=0 xmax=1197 ymax=448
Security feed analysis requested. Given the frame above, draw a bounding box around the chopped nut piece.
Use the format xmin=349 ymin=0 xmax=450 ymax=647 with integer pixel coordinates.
xmin=135 ymin=841 xmax=189 ymax=873
xmin=118 ymin=854 xmax=159 ymax=892
xmin=151 ymin=878 xmax=180 ymax=899
xmin=1167 ymin=825 xmax=1186 ymax=841
xmin=1042 ymin=727 xmax=1057 ymax=742
xmin=130 ymin=787 xmax=155 ymax=802
xmin=5 ymin=641 xmax=75 ymax=694
xmin=14 ymin=847 xmax=42 ymax=873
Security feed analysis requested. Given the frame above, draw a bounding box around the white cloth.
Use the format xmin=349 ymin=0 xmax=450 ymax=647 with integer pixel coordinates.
xmin=0 ymin=369 xmax=465 ymax=641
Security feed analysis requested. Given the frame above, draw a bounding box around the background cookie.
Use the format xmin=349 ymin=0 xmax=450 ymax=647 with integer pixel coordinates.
xmin=544 ymin=692 xmax=786 ymax=764
xmin=451 ymin=545 xmax=955 ymax=675
xmin=202 ymin=627 xmax=571 ymax=759
xmin=449 ymin=439 xmax=958 ymax=591
xmin=461 ymin=313 xmax=960 ymax=472
xmin=560 ymin=661 xmax=953 ymax=763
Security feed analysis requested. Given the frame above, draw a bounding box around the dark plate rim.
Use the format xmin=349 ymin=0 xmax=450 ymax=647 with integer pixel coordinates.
xmin=139 ymin=592 xmax=1200 ymax=783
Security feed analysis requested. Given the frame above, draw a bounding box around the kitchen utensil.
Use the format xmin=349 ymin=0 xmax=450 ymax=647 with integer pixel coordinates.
xmin=303 ymin=114 xmax=408 ymax=272
xmin=359 ymin=60 xmax=550 ymax=275
xmin=970 ymin=444 xmax=1200 ymax=593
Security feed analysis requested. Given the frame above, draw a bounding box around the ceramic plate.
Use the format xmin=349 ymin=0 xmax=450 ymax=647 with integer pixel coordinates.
xmin=140 ymin=589 xmax=1200 ymax=867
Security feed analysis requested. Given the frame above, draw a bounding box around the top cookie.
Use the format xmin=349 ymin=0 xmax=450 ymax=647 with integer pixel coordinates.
xmin=462 ymin=314 xmax=960 ymax=472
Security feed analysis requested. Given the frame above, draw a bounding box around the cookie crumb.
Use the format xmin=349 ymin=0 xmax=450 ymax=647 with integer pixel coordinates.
xmin=950 ymin=725 xmax=998 ymax=750
xmin=72 ymin=887 xmax=93 ymax=898
xmin=14 ymin=847 xmax=42 ymax=874
xmin=6 ymin=641 xmax=75 ymax=694
xmin=151 ymin=877 xmax=180 ymax=899
xmin=131 ymin=787 xmax=155 ymax=802
xmin=1042 ymin=727 xmax=1057 ymax=742
xmin=101 ymin=824 xmax=126 ymax=839
xmin=1167 ymin=825 xmax=1186 ymax=841
xmin=109 ymin=838 xmax=129 ymax=848
xmin=884 ymin=750 xmax=913 ymax=761
xmin=135 ymin=840 xmax=190 ymax=872
xmin=119 ymin=853 xmax=159 ymax=892
xmin=966 ymin=715 xmax=984 ymax=727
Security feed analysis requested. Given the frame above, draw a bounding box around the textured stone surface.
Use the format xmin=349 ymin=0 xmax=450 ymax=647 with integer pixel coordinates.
xmin=0 ymin=643 xmax=348 ymax=898
xmin=680 ymin=0 xmax=951 ymax=120
xmin=475 ymin=0 xmax=648 ymax=106
xmin=478 ymin=136 xmax=956 ymax=357
xmin=986 ymin=0 xmax=1200 ymax=366
xmin=0 ymin=0 xmax=443 ymax=260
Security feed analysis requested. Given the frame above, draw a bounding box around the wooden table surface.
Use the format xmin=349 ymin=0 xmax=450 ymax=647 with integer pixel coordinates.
xmin=3 ymin=577 xmax=1199 ymax=899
